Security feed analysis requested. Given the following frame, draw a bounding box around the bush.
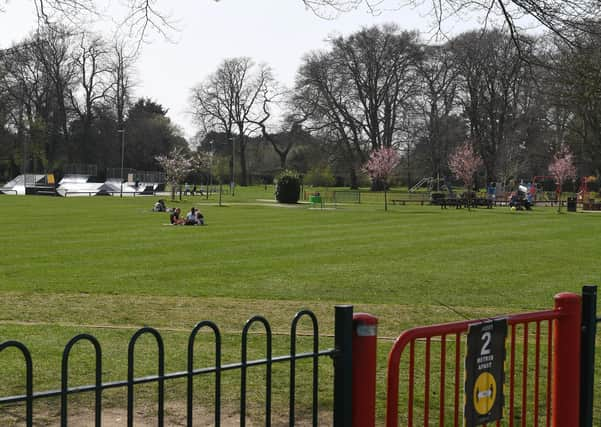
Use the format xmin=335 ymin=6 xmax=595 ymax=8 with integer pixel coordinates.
xmin=304 ymin=165 xmax=335 ymax=187
xmin=275 ymin=170 xmax=301 ymax=203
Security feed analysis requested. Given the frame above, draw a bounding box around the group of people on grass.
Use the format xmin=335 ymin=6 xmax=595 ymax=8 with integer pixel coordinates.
xmin=153 ymin=200 xmax=205 ymax=225
xmin=170 ymin=207 xmax=205 ymax=225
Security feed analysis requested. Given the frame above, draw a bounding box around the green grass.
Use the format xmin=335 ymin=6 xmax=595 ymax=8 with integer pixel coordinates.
xmin=0 ymin=187 xmax=599 ymax=424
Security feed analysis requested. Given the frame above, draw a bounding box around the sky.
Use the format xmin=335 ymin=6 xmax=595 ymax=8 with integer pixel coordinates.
xmin=0 ymin=0 xmax=489 ymax=139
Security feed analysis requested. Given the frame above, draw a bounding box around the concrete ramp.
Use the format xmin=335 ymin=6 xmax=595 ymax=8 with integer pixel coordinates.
xmin=102 ymin=180 xmax=147 ymax=196
xmin=58 ymin=174 xmax=91 ymax=185
xmin=0 ymin=174 xmax=46 ymax=195
xmin=56 ymin=175 xmax=97 ymax=196
xmin=57 ymin=182 xmax=104 ymax=197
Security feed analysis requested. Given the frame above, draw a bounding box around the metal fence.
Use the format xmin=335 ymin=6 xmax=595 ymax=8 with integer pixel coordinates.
xmin=386 ymin=293 xmax=581 ymax=427
xmin=332 ymin=190 xmax=361 ymax=204
xmin=64 ymin=164 xmax=98 ymax=176
xmin=0 ymin=306 xmax=359 ymax=426
xmin=4 ymin=291 xmax=598 ymax=426
xmin=105 ymin=169 xmax=166 ymax=183
xmin=581 ymin=285 xmax=599 ymax=427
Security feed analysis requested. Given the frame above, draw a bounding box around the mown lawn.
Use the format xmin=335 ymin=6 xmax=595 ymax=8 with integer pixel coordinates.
xmin=0 ymin=188 xmax=599 ymax=424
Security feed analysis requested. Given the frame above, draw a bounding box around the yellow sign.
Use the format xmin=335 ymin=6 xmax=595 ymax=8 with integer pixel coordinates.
xmin=473 ymin=372 xmax=496 ymax=415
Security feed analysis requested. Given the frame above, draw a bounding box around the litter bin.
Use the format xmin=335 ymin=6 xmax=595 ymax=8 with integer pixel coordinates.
xmin=567 ymin=197 xmax=577 ymax=212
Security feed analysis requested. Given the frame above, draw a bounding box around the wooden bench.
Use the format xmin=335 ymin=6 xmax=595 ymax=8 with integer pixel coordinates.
xmin=390 ymin=199 xmax=426 ymax=206
xmin=434 ymin=197 xmax=493 ymax=209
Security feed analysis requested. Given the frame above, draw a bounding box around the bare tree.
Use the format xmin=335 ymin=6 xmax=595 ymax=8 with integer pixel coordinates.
xmin=191 ymin=57 xmax=274 ymax=186
xmin=69 ymin=33 xmax=111 ymax=162
xmin=0 ymin=0 xmax=176 ymax=50
xmin=545 ymin=32 xmax=601 ymax=174
xmin=300 ymin=0 xmax=601 ymax=47
xmin=31 ymin=26 xmax=78 ymax=154
xmin=296 ymin=25 xmax=421 ymax=187
xmin=247 ymin=85 xmax=312 ymax=170
xmin=333 ymin=25 xmax=421 ymax=150
xmin=109 ymin=40 xmax=137 ymax=135
xmin=3 ymin=1 xmax=599 ymax=49
xmin=257 ymin=116 xmax=311 ymax=171
xmin=0 ymin=27 xmax=78 ymax=169
xmin=191 ymin=71 xmax=235 ymax=154
xmin=296 ymin=51 xmax=366 ymax=188
xmin=415 ymin=43 xmax=460 ymax=178
xmin=451 ymin=29 xmax=532 ymax=182
xmin=0 ymin=40 xmax=46 ymax=172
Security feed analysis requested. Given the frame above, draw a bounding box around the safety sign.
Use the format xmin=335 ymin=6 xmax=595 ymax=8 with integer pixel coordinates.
xmin=464 ymin=318 xmax=507 ymax=426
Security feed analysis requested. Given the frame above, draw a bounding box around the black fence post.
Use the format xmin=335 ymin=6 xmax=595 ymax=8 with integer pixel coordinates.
xmin=334 ymin=305 xmax=353 ymax=427
xmin=580 ymin=285 xmax=597 ymax=427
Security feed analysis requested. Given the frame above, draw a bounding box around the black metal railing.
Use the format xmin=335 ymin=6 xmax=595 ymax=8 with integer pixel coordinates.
xmin=0 ymin=306 xmax=354 ymax=426
xmin=580 ymin=285 xmax=598 ymax=427
xmin=332 ymin=190 xmax=361 ymax=204
xmin=61 ymin=190 xmax=156 ymax=197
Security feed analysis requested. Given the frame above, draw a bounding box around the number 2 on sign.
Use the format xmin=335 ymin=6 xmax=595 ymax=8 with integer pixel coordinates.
xmin=481 ymin=331 xmax=492 ymax=355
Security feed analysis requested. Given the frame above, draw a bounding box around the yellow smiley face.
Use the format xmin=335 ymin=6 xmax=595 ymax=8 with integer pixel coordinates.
xmin=473 ymin=372 xmax=497 ymax=415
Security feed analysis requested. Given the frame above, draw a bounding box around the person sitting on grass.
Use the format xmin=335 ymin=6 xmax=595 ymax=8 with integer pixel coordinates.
xmin=185 ymin=207 xmax=199 ymax=225
xmin=153 ymin=199 xmax=167 ymax=212
xmin=196 ymin=209 xmax=205 ymax=225
xmin=170 ymin=207 xmax=185 ymax=225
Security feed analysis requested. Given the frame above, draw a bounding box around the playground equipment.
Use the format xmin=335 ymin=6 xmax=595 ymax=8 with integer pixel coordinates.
xmin=531 ymin=175 xmax=560 ymax=202
xmin=409 ymin=176 xmax=454 ymax=195
xmin=579 ymin=176 xmax=600 ymax=210
xmin=578 ymin=176 xmax=597 ymax=201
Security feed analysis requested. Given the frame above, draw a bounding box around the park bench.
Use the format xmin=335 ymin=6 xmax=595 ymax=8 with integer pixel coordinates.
xmin=390 ymin=198 xmax=426 ymax=206
xmin=432 ymin=193 xmax=493 ymax=209
xmin=389 ymin=193 xmax=429 ymax=206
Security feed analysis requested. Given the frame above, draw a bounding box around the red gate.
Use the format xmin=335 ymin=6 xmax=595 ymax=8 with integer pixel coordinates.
xmin=386 ymin=293 xmax=581 ymax=427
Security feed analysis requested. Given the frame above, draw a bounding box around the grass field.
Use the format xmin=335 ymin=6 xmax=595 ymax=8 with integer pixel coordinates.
xmin=0 ymin=187 xmax=599 ymax=425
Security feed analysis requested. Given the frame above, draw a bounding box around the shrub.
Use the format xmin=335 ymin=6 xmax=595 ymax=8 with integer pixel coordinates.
xmin=304 ymin=165 xmax=335 ymax=187
xmin=275 ymin=170 xmax=301 ymax=203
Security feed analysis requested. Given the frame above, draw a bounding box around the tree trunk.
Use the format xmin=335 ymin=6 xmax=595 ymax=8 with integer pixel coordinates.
xmin=279 ymin=152 xmax=287 ymax=170
xmin=349 ymin=168 xmax=358 ymax=189
xmin=239 ymin=141 xmax=248 ymax=186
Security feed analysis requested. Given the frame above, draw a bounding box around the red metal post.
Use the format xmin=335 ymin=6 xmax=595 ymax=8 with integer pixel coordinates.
xmin=552 ymin=292 xmax=581 ymax=427
xmin=352 ymin=312 xmax=378 ymax=427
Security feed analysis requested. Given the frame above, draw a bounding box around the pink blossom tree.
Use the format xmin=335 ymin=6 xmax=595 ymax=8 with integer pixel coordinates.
xmin=448 ymin=142 xmax=483 ymax=210
xmin=155 ymin=147 xmax=194 ymax=200
xmin=362 ymin=147 xmax=400 ymax=211
xmin=548 ymin=144 xmax=577 ymax=213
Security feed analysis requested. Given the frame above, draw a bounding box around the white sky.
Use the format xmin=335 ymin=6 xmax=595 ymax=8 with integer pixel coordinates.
xmin=0 ymin=0 xmax=490 ymax=139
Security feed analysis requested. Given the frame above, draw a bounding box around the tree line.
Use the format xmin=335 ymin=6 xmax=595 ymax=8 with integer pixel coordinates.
xmin=1 ymin=22 xmax=600 ymax=189
xmin=191 ymin=24 xmax=601 ymax=189
xmin=0 ymin=26 xmax=186 ymax=181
